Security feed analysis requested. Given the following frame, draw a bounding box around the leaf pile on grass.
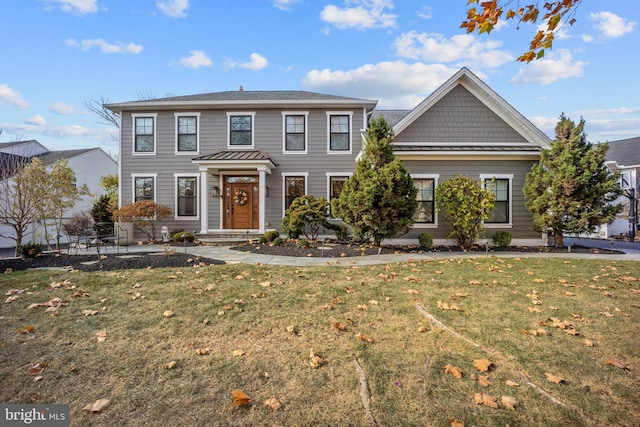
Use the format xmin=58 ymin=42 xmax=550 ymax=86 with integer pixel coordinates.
xmin=1 ymin=258 xmax=638 ymax=426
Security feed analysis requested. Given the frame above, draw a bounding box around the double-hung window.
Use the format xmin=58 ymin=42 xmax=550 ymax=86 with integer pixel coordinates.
xmin=176 ymin=175 xmax=198 ymax=218
xmin=327 ymin=174 xmax=351 ymax=217
xmin=327 ymin=113 xmax=352 ymax=152
xmin=176 ymin=113 xmax=199 ymax=153
xmin=283 ymin=112 xmax=307 ymax=152
xmin=228 ymin=113 xmax=254 ymax=147
xmin=133 ymin=174 xmax=156 ymax=202
xmin=412 ymin=175 xmax=438 ymax=225
xmin=283 ymin=174 xmax=307 ymax=214
xmin=133 ymin=114 xmax=156 ymax=154
xmin=481 ymin=174 xmax=513 ymax=226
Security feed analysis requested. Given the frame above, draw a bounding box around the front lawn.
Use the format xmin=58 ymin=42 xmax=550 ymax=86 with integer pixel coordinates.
xmin=1 ymin=257 xmax=638 ymax=426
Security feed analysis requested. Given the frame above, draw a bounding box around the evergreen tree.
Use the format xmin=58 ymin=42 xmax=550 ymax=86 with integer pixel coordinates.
xmin=332 ymin=116 xmax=417 ymax=246
xmin=523 ymin=114 xmax=623 ymax=247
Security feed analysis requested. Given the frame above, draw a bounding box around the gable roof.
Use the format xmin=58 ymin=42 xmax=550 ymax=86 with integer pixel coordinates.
xmin=106 ymin=90 xmax=378 ymax=112
xmin=388 ymin=67 xmax=551 ymax=150
xmin=604 ymin=137 xmax=640 ymax=167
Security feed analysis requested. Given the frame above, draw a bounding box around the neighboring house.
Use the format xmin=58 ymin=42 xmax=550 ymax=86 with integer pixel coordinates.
xmin=0 ymin=140 xmax=118 ymax=248
xmin=601 ymin=137 xmax=639 ymax=239
xmin=106 ymin=67 xmax=551 ymax=245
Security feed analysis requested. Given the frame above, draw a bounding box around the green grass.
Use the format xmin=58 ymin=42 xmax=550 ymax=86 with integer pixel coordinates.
xmin=1 ymin=257 xmax=639 ymax=426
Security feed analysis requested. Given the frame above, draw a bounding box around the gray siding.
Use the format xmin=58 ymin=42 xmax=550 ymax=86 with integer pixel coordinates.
xmin=395 ymin=85 xmax=528 ymax=143
xmin=402 ymin=160 xmax=538 ymax=240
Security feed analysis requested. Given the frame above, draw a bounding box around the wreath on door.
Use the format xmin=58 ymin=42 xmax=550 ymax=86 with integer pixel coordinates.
xmin=233 ymin=189 xmax=249 ymax=206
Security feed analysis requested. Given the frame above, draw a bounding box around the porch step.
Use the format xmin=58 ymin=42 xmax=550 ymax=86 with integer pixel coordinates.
xmin=197 ymin=233 xmax=265 ymax=246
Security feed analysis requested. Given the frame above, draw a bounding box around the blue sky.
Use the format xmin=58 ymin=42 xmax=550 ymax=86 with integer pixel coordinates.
xmin=1 ymin=0 xmax=638 ymax=158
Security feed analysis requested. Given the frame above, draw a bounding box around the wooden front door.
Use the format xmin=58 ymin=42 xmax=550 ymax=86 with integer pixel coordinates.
xmin=223 ymin=177 xmax=259 ymax=229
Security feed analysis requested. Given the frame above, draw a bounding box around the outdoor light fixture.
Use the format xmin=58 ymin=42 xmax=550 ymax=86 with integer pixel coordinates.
xmin=211 ymin=186 xmax=221 ymax=198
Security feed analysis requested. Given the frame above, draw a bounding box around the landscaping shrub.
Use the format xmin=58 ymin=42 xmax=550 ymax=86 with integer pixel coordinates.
xmin=173 ymin=231 xmax=195 ymax=243
xmin=263 ymin=230 xmax=280 ymax=242
xmin=258 ymin=236 xmax=268 ymax=244
xmin=272 ymin=237 xmax=283 ymax=246
xmin=114 ymin=200 xmax=172 ymax=242
xmin=332 ymin=223 xmax=350 ymax=241
xmin=492 ymin=230 xmax=512 ymax=247
xmin=91 ymin=194 xmax=113 ymax=225
xmin=418 ymin=232 xmax=433 ymax=248
xmin=281 ymin=195 xmax=331 ymax=241
xmin=17 ymin=242 xmax=45 ymax=258
xmin=297 ymin=239 xmax=310 ymax=248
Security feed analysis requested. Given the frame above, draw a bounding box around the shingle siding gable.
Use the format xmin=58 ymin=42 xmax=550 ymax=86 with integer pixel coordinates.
xmin=394 ymin=85 xmax=528 ymax=143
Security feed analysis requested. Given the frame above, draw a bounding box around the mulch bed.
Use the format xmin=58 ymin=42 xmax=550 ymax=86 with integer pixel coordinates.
xmin=0 ymin=252 xmax=224 ymax=273
xmin=231 ymin=240 xmax=619 ymax=258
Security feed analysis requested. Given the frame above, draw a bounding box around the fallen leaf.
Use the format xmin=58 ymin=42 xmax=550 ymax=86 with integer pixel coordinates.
xmin=565 ymin=291 xmax=576 ymax=297
xmin=478 ymin=376 xmax=492 ymax=387
xmin=604 ymin=359 xmax=631 ymax=370
xmin=231 ymin=390 xmax=251 ymax=406
xmin=505 ymin=380 xmax=520 ymax=387
xmin=165 ymin=361 xmax=177 ymax=370
xmin=501 ymin=395 xmax=519 ymax=411
xmin=584 ymin=339 xmax=594 ymax=347
xmin=232 ymin=350 xmax=245 ymax=357
xmin=82 ymin=310 xmax=98 ymax=316
xmin=195 ymin=348 xmax=210 ymax=355
xmin=333 ymin=322 xmax=346 ymax=331
xmin=5 ymin=295 xmax=20 ymax=304
xmin=286 ymin=325 xmax=297 ymax=335
xmin=545 ymin=372 xmax=566 ymax=384
xmin=20 ymin=325 xmax=36 ymax=334
xmin=445 ymin=364 xmax=463 ymax=379
xmin=450 ymin=418 xmax=465 ymax=427
xmin=473 ymin=359 xmax=493 ymax=373
xmin=356 ymin=333 xmax=375 ymax=343
xmin=83 ymin=398 xmax=111 ymax=413
xmin=310 ymin=348 xmax=324 ymax=368
xmin=28 ymin=363 xmax=46 ymax=376
xmin=473 ymin=392 xmax=498 ymax=409
xmin=264 ymin=397 xmax=281 ymax=411
xmin=162 ymin=310 xmax=175 ymax=318
xmin=90 ymin=330 xmax=108 ymax=343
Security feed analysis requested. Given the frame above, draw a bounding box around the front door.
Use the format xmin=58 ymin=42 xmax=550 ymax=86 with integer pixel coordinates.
xmin=223 ymin=176 xmax=259 ymax=229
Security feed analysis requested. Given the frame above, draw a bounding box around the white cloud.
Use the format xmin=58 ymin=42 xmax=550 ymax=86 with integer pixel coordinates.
xmin=510 ymin=50 xmax=586 ymax=85
xmin=179 ymin=50 xmax=213 ymax=69
xmin=582 ymin=34 xmax=594 ymax=43
xmin=157 ymin=0 xmax=189 ymax=18
xmin=49 ymin=0 xmax=98 ymax=15
xmin=1 ymin=122 xmax=90 ymax=138
xmin=0 ymin=84 xmax=30 ymax=108
xmin=25 ymin=115 xmax=47 ymax=126
xmin=49 ymin=101 xmax=78 ymax=115
xmin=272 ymin=0 xmax=300 ymax=11
xmin=590 ymin=11 xmax=636 ymax=38
xmin=321 ymin=0 xmax=397 ymax=30
xmin=303 ymin=61 xmax=458 ymax=109
xmin=240 ymin=53 xmax=269 ymax=71
xmin=394 ymin=31 xmax=513 ymax=69
xmin=417 ymin=6 xmax=432 ymax=20
xmin=66 ymin=38 xmax=143 ymax=54
xmin=575 ymin=107 xmax=640 ymax=116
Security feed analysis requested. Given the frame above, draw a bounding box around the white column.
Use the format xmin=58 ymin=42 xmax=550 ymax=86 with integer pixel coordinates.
xmin=200 ymin=170 xmax=208 ymax=234
xmin=259 ymin=169 xmax=266 ymax=232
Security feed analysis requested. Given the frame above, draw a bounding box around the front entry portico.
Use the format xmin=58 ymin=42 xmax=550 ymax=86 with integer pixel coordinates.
xmin=192 ymin=150 xmax=278 ymax=234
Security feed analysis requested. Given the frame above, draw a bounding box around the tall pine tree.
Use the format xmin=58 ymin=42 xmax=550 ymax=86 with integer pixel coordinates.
xmin=523 ymin=114 xmax=622 ymax=247
xmin=332 ymin=116 xmax=417 ymax=246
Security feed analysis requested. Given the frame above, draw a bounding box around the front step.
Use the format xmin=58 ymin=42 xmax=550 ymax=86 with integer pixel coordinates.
xmin=197 ymin=232 xmax=265 ymax=246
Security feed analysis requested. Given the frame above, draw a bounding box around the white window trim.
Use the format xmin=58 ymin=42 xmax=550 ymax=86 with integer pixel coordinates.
xmin=131 ymin=173 xmax=157 ymax=203
xmin=227 ymin=112 xmax=256 ymax=149
xmin=282 ymin=172 xmax=309 ymax=217
xmin=412 ymin=174 xmax=439 ymax=228
xmin=282 ymin=111 xmax=309 ymax=154
xmin=480 ymin=173 xmax=513 ymax=228
xmin=326 ymin=111 xmax=353 ymax=154
xmin=132 ymin=113 xmax=158 ymax=155
xmin=174 ymin=112 xmax=201 ymax=155
xmin=174 ymin=173 xmax=200 ymax=220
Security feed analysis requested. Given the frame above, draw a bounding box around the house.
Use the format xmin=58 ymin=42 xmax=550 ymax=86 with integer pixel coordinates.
xmin=602 ymin=137 xmax=639 ymax=239
xmin=105 ymin=67 xmax=552 ymax=245
xmin=0 ymin=140 xmax=118 ymax=248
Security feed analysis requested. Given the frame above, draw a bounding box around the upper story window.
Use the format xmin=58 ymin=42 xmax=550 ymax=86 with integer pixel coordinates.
xmin=176 ymin=114 xmax=199 ymax=153
xmin=327 ymin=112 xmax=352 ymax=152
xmin=133 ymin=174 xmax=156 ymax=202
xmin=228 ymin=113 xmax=255 ymax=147
xmin=413 ymin=178 xmax=436 ymax=224
xmin=481 ymin=174 xmax=513 ymax=226
xmin=283 ymin=112 xmax=308 ymax=152
xmin=133 ymin=114 xmax=157 ymax=154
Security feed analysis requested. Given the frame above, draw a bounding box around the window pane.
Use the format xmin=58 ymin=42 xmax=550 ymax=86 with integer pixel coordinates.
xmin=177 ymin=177 xmax=197 ymax=216
xmin=178 ymin=117 xmax=197 ymax=151
xmin=135 ymin=117 xmax=154 ymax=152
xmin=486 ymin=179 xmax=509 ymax=223
xmin=178 ymin=134 xmax=197 ymax=151
xmin=230 ymin=116 xmax=252 ymax=145
xmin=413 ymin=179 xmax=434 ymax=223
xmin=285 ymin=115 xmax=305 ymax=151
xmin=135 ymin=177 xmax=154 ymax=201
xmin=285 ymin=177 xmax=305 ymax=210
xmin=330 ymin=115 xmax=349 ymax=151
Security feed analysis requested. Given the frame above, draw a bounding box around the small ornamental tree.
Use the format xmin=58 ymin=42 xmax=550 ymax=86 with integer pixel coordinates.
xmin=281 ymin=195 xmax=331 ymax=241
xmin=436 ymin=175 xmax=495 ymax=250
xmin=114 ymin=200 xmax=172 ymax=242
xmin=332 ymin=116 xmax=417 ymax=246
xmin=524 ymin=114 xmax=623 ymax=247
